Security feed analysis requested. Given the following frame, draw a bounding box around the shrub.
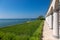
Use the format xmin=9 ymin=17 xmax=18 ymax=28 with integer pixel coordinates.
xmin=2 ymin=33 xmax=15 ymax=40
xmin=13 ymin=35 xmax=30 ymax=40
xmin=0 ymin=20 xmax=44 ymax=40
xmin=29 ymin=37 xmax=39 ymax=40
xmin=0 ymin=31 xmax=5 ymax=40
xmin=30 ymin=20 xmax=44 ymax=40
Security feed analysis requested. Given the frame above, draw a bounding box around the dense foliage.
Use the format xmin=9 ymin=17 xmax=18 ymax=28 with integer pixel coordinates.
xmin=0 ymin=20 xmax=44 ymax=40
xmin=37 ymin=16 xmax=45 ymax=20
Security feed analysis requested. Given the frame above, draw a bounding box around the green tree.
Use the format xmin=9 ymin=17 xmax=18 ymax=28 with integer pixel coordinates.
xmin=37 ymin=16 xmax=45 ymax=20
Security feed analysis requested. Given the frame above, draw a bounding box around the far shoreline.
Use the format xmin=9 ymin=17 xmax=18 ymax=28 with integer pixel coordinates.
xmin=0 ymin=19 xmax=36 ymax=28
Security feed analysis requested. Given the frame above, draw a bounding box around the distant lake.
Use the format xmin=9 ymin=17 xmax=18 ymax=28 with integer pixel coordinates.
xmin=0 ymin=19 xmax=36 ymax=27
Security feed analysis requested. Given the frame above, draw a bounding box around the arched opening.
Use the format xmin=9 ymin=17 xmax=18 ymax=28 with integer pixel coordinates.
xmin=55 ymin=0 xmax=59 ymax=10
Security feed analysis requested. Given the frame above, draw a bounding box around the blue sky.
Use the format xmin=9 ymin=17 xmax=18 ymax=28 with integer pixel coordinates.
xmin=0 ymin=0 xmax=50 ymax=18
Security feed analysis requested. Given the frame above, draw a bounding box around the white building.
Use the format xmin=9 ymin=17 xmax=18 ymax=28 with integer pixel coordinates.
xmin=46 ymin=0 xmax=60 ymax=38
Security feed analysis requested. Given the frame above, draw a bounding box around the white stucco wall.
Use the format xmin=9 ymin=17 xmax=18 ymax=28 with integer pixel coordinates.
xmin=53 ymin=12 xmax=59 ymax=37
xmin=49 ymin=15 xmax=53 ymax=29
xmin=46 ymin=0 xmax=56 ymax=16
xmin=45 ymin=0 xmax=59 ymax=38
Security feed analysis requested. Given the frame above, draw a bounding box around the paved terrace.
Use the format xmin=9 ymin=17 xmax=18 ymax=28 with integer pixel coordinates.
xmin=42 ymin=21 xmax=60 ymax=40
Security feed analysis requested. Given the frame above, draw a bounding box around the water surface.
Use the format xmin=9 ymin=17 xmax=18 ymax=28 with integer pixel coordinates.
xmin=0 ymin=19 xmax=36 ymax=27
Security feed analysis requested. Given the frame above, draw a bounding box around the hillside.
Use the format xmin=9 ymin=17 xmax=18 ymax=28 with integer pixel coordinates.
xmin=0 ymin=20 xmax=44 ymax=40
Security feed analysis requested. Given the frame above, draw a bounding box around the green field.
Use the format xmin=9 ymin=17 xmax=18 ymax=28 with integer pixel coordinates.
xmin=0 ymin=20 xmax=44 ymax=40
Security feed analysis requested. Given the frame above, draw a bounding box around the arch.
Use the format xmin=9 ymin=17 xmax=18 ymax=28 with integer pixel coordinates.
xmin=55 ymin=0 xmax=59 ymax=10
xmin=50 ymin=7 xmax=53 ymax=15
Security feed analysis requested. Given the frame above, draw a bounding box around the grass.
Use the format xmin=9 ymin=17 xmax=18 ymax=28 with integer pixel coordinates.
xmin=0 ymin=20 xmax=44 ymax=40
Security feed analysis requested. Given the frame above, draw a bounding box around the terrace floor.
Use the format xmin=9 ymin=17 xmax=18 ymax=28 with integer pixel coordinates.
xmin=42 ymin=21 xmax=60 ymax=40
